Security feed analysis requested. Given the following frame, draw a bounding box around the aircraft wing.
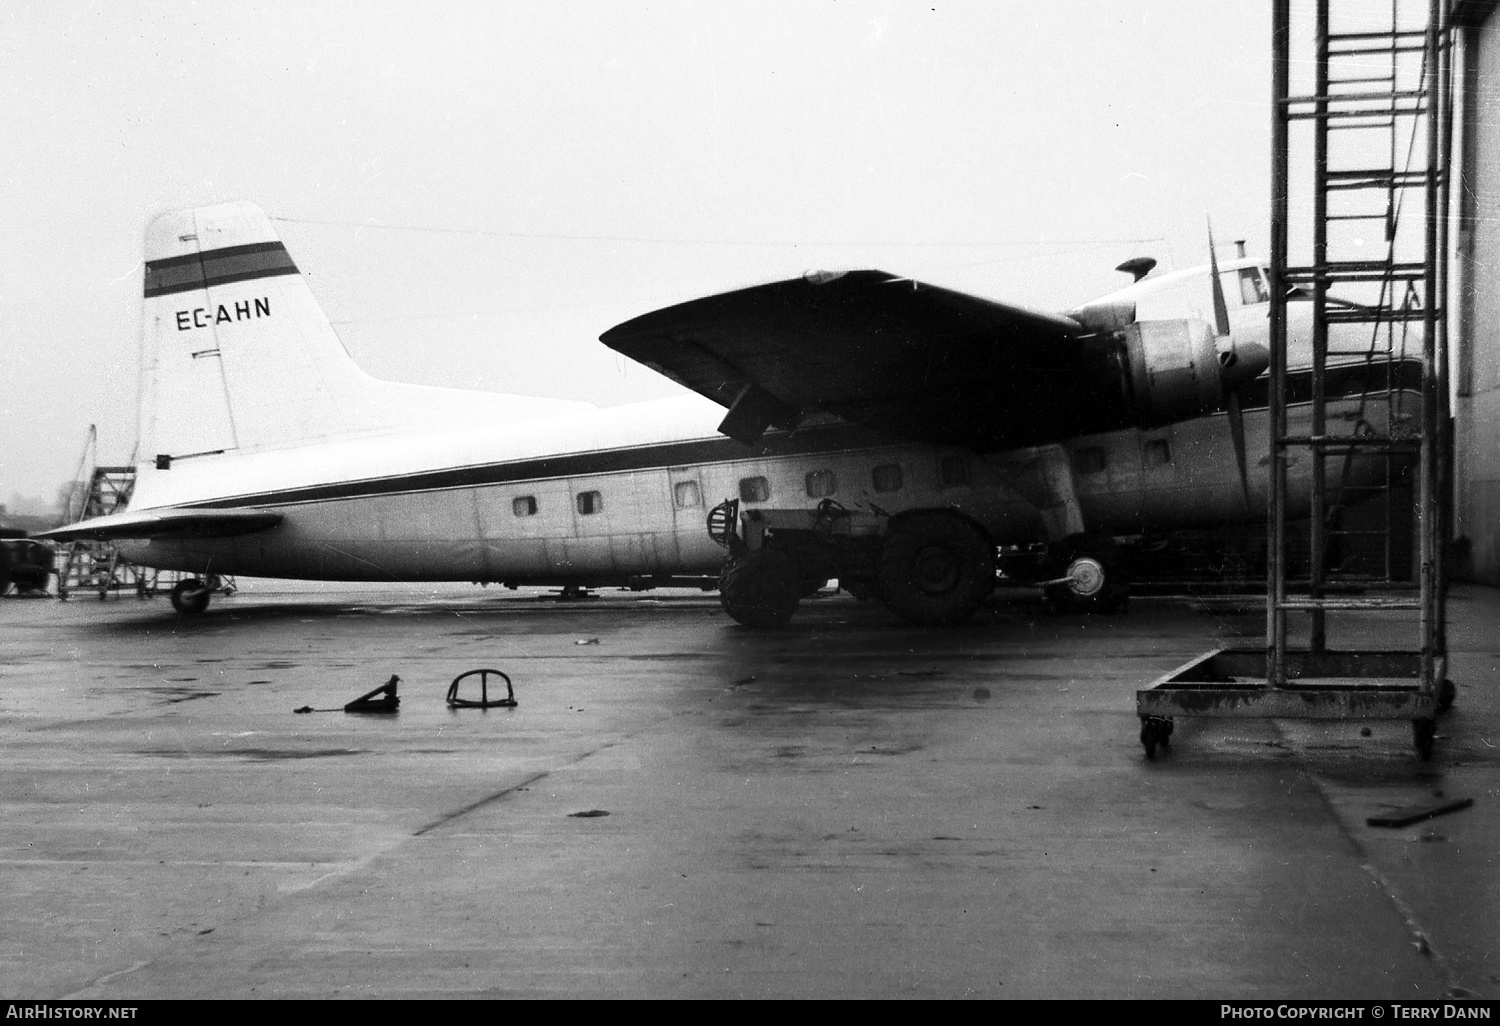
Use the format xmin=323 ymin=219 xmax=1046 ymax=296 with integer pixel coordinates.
xmin=600 ymin=270 xmax=1125 ymax=449
xmin=39 ymin=508 xmax=283 ymax=543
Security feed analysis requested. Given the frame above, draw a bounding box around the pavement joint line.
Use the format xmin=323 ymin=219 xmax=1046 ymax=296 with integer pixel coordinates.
xmin=1282 ymin=720 xmax=1468 ymax=996
xmin=412 ymin=770 xmax=551 ymax=837
xmin=409 ymin=705 xmax=704 ymax=838
xmin=70 ymin=959 xmax=153 ymax=993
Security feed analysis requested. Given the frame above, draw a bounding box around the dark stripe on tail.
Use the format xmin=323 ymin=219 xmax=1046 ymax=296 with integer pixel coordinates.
xmin=144 ymin=242 xmax=299 ymax=297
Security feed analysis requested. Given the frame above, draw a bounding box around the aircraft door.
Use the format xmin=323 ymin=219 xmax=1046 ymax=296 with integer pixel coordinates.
xmin=666 ymin=467 xmax=716 ymax=572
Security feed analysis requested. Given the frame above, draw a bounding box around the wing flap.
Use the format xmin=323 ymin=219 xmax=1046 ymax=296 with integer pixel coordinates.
xmin=40 ymin=508 xmax=283 ymax=542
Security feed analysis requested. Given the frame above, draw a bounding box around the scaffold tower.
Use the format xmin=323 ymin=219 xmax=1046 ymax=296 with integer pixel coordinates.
xmin=1138 ymin=0 xmax=1454 ymax=759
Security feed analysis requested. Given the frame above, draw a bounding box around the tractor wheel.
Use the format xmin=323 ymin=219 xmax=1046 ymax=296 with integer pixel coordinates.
xmin=718 ymin=551 xmax=801 ymax=628
xmin=876 ymin=514 xmax=994 ymax=625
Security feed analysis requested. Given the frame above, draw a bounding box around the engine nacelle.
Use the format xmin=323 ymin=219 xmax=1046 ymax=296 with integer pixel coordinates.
xmin=1122 ymin=319 xmax=1229 ymax=427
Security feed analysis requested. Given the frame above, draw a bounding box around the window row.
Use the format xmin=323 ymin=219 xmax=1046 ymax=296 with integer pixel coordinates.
xmin=512 ymin=484 xmax=703 ymax=517
xmin=735 ymin=456 xmax=974 ymax=504
xmin=1071 ymin=439 xmax=1172 ymax=477
xmin=506 ymin=453 xmax=986 ymax=518
xmin=511 ymin=491 xmax=604 ymax=517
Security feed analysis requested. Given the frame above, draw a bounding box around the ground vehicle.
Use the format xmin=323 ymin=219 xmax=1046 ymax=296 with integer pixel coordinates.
xmin=0 ymin=530 xmax=54 ymax=595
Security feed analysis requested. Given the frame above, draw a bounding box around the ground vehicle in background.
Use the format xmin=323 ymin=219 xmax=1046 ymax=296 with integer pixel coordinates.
xmin=0 ymin=530 xmax=54 ymax=595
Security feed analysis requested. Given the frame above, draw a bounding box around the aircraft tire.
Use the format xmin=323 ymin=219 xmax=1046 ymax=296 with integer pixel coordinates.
xmin=876 ymin=513 xmax=994 ymax=625
xmin=170 ymin=578 xmax=212 ymax=616
xmin=1043 ymin=534 xmax=1128 ymax=614
xmin=718 ymin=551 xmax=801 ymax=628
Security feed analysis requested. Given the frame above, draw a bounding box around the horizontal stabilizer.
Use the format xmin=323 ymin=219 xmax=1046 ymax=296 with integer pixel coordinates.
xmin=40 ymin=507 xmax=282 ymax=542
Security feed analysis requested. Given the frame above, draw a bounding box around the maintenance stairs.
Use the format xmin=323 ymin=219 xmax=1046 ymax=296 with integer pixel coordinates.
xmin=55 ymin=456 xmax=236 ymax=603
xmin=1138 ymin=0 xmax=1453 ymax=759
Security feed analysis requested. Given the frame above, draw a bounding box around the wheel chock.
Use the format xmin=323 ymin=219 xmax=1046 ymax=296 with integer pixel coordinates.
xmin=345 ymin=675 xmax=401 ymax=713
xmin=447 ymin=668 xmax=517 ymax=709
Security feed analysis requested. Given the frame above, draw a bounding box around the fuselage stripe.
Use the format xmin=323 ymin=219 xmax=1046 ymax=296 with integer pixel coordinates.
xmin=169 ymin=364 xmax=1423 ymax=514
xmin=184 ymin=427 xmax=887 ymax=510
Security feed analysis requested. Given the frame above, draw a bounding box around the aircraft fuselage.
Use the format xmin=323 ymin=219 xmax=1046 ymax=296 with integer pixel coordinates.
xmin=118 ymin=373 xmax=1412 ymax=587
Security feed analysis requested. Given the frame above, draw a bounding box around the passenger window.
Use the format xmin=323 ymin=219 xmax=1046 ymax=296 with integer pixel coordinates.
xmin=1144 ymin=439 xmax=1172 ymax=467
xmin=872 ymin=463 xmax=903 ymax=492
xmin=1072 ymin=448 xmax=1107 ymax=475
xmin=805 ymin=469 xmax=837 ymax=498
xmin=512 ymin=495 xmax=537 ymax=517
xmin=939 ymin=454 xmax=971 ymax=487
xmin=673 ymin=480 xmax=701 ymax=509
xmin=739 ymin=476 xmax=770 ymax=503
xmin=576 ymin=490 xmax=603 ymax=515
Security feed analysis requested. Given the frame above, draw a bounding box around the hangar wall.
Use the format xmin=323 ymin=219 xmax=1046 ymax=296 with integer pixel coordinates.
xmin=1454 ymin=2 xmax=1500 ymax=585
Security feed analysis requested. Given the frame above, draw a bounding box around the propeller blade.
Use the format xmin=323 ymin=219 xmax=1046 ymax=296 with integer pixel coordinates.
xmin=1207 ymin=217 xmax=1252 ymax=515
xmin=1207 ymin=218 xmax=1232 ymax=339
xmin=1225 ymin=388 xmax=1253 ymax=516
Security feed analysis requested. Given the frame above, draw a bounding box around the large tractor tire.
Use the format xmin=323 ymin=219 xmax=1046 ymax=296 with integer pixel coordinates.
xmin=876 ymin=514 xmax=995 ymax=625
xmin=718 ymin=550 xmax=801 ymax=628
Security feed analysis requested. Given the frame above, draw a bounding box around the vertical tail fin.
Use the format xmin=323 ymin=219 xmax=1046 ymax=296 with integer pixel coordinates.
xmin=141 ymin=202 xmax=371 ymax=461
xmin=137 ymin=202 xmax=584 ymax=468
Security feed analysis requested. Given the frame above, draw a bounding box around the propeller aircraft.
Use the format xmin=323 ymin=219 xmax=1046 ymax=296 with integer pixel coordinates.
xmin=43 ymin=203 xmax=1411 ymax=626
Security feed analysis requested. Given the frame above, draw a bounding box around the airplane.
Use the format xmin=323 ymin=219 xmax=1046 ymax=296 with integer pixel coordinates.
xmin=42 ymin=202 xmax=1415 ymax=627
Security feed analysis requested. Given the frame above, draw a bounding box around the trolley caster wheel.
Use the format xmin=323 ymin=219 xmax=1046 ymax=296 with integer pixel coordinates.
xmin=1140 ymin=717 xmax=1173 ymax=760
xmin=1437 ymin=678 xmax=1456 ymax=714
xmin=1412 ymin=719 xmax=1437 ymax=761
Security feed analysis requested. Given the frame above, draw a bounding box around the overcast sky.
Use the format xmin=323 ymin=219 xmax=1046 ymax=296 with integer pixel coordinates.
xmin=0 ymin=0 xmax=1276 ymax=512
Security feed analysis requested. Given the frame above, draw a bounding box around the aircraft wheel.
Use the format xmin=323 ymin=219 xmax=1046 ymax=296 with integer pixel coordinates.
xmin=0 ymin=566 xmax=11 ymax=597
xmin=1044 ymin=534 xmax=1128 ymax=614
xmin=877 ymin=513 xmax=994 ymax=625
xmin=170 ymin=578 xmax=212 ymax=616
xmin=718 ymin=551 xmax=800 ymax=628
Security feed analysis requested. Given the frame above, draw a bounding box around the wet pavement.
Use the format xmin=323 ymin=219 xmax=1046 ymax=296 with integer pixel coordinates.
xmin=1 ymin=581 xmax=1496 ymax=999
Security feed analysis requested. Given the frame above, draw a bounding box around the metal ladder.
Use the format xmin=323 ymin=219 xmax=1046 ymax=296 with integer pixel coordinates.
xmin=1269 ymin=0 xmax=1451 ymax=744
xmin=1136 ymin=0 xmax=1454 ymax=759
xmin=56 ymin=463 xmax=157 ymax=600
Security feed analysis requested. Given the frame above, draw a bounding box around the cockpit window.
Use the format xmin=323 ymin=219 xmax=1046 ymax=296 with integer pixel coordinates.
xmin=1238 ymin=267 xmax=1270 ymax=305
